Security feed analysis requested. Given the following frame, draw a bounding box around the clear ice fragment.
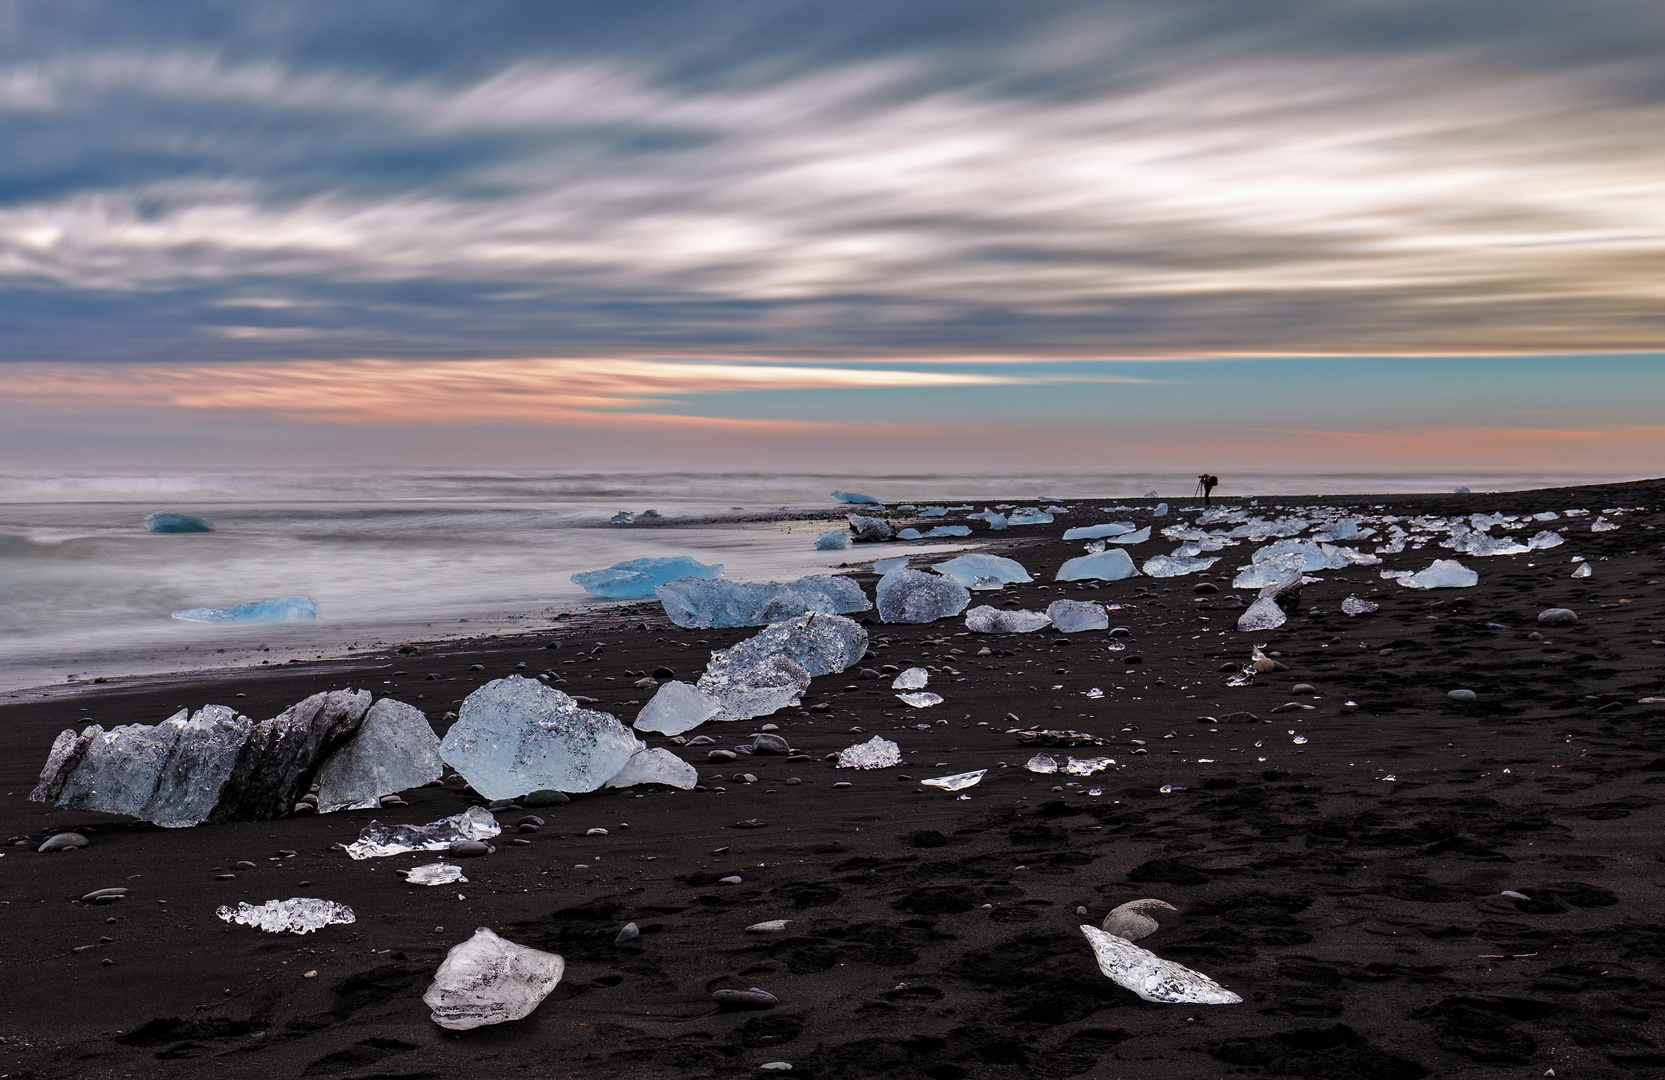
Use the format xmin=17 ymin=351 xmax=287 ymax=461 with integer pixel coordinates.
xmin=1056 ymin=550 xmax=1139 ymax=582
xmin=171 ymin=596 xmax=316 ymax=623
xmin=965 ymin=606 xmax=1051 ymax=633
xmin=877 ymin=568 xmax=971 ymax=624
xmin=603 ymin=747 xmax=698 ymax=789
xmin=1237 ymin=595 xmax=1288 ymax=632
xmin=1007 ymin=509 xmax=1054 ymax=525
xmin=1065 ymin=756 xmax=1115 ymax=775
xmin=1397 ymin=559 xmax=1478 ymax=589
xmin=932 ymin=553 xmax=1032 ymax=588
xmin=1571 ymin=562 xmax=1592 ymax=578
xmin=891 ymin=667 xmax=930 ymax=690
xmin=922 ymin=770 xmax=985 ymax=791
xmin=634 ymin=681 xmax=722 ymax=735
xmin=1024 ymin=754 xmax=1059 ymax=774
xmin=344 ymin=805 xmax=502 ymax=860
xmin=570 ymin=556 xmax=723 ymax=599
xmin=315 ymin=698 xmax=443 ymax=813
xmin=424 ymin=927 xmax=565 ymax=1030
xmin=1527 ymin=530 xmax=1564 ymax=550
xmin=1591 ymin=517 xmax=1619 ymax=532
xmin=837 ymin=736 xmax=901 ymax=769
xmin=896 ymin=692 xmax=944 ymax=708
xmin=966 ymin=511 xmax=1008 ymax=530
xmin=1063 ymin=522 xmax=1135 ymax=540
xmin=1047 ymin=600 xmax=1109 ymax=632
xmin=1141 ymin=555 xmax=1219 ymax=578
xmin=217 ymin=898 xmax=356 ymax=935
xmin=872 ymin=556 xmax=909 ymax=575
xmin=404 ymin=863 xmax=468 ymax=886
xmin=439 ymin=677 xmax=641 ymax=799
xmin=1080 ymin=925 xmax=1241 ymax=1004
xmin=1341 ymin=597 xmax=1379 ymax=615
xmin=655 ymin=575 xmax=870 ymax=628
xmin=699 ymin=613 xmax=866 ymax=719
xmin=1107 ymin=527 xmax=1151 ymax=544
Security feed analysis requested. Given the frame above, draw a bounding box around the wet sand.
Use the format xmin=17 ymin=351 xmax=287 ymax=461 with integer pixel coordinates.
xmin=2 ymin=479 xmax=1662 ymax=1079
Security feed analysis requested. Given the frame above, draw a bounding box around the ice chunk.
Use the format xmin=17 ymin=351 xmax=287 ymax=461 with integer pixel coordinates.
xmin=1107 ymin=527 xmax=1151 ymax=545
xmin=966 ymin=511 xmax=1008 ymax=530
xmin=706 ymin=612 xmax=867 ymax=690
xmin=1141 ymin=555 xmax=1220 ymax=578
xmin=1065 ymin=756 xmax=1115 ymax=775
xmin=896 ymin=692 xmax=944 ymax=708
xmin=604 ymin=747 xmax=698 ymax=789
xmin=144 ymin=512 xmax=213 ymax=533
xmin=425 ymin=927 xmax=565 ymax=1030
xmin=1341 ymin=597 xmax=1378 ymax=615
xmin=1232 ymin=552 xmax=1306 ymax=589
xmin=1153 ymin=503 xmax=1168 ymax=517
xmin=439 ymin=677 xmax=641 ymax=799
xmin=1024 ymin=753 xmax=1059 ymax=773
xmin=314 ymin=698 xmax=444 ymax=813
xmin=1063 ymin=522 xmax=1135 ymax=540
xmin=814 ymin=531 xmax=848 ymax=550
xmin=896 ymin=528 xmax=924 ymax=540
xmin=1144 ymin=490 xmax=1159 ymax=498
xmin=873 ymin=556 xmax=909 ymax=575
xmin=891 ymin=667 xmax=930 ymax=690
xmin=932 ymin=553 xmax=1031 ymax=588
xmin=1397 ymin=559 xmax=1478 ymax=589
xmin=217 ymin=898 xmax=355 ymax=935
xmin=570 ymin=556 xmax=722 ymax=599
xmin=1007 ymin=509 xmax=1054 ymax=525
xmin=171 ymin=595 xmax=316 ymax=623
xmin=877 ymin=568 xmax=971 ymax=623
xmin=1446 ymin=527 xmax=1528 ymax=557
xmin=699 ymin=653 xmax=810 ymax=721
xmin=1527 ymin=529 xmax=1564 ymax=550
xmin=1056 ymin=550 xmax=1139 ymax=582
xmin=1080 ymin=925 xmax=1241 ymax=1004
xmin=923 ymin=525 xmax=971 ymax=537
xmin=634 ymin=681 xmax=722 ymax=735
xmin=655 ymin=574 xmax=871 ymax=629
xmin=965 ymin=606 xmax=1051 ymax=633
xmin=832 ymin=491 xmax=881 ymax=504
xmin=922 ymin=769 xmax=985 ymax=791
xmin=918 ymin=506 xmax=949 ymax=517
xmin=1237 ymin=594 xmax=1287 ymax=631
xmin=846 ymin=514 xmax=893 ymax=541
xmin=1571 ymin=562 xmax=1592 ymax=579
xmin=609 ymin=511 xmax=635 ymax=525
xmin=837 ymin=736 xmax=901 ymax=769
xmin=345 ymin=805 xmax=502 ymax=860
xmin=404 ymin=863 xmax=468 ymax=886
xmin=1590 ymin=517 xmax=1619 ymax=532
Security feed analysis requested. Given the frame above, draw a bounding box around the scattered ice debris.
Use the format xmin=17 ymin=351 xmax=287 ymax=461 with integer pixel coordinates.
xmin=1397 ymin=559 xmax=1478 ymax=589
xmin=1141 ymin=555 xmax=1219 ymax=578
xmin=873 ymin=556 xmax=909 ymax=574
xmin=404 ymin=863 xmax=468 ymax=887
xmin=1015 ymin=728 xmax=1110 ymax=747
xmin=1007 ymin=509 xmax=1054 ymax=525
xmin=891 ymin=667 xmax=930 ymax=690
xmin=1064 ymin=756 xmax=1115 ymax=776
xmin=1024 ymin=754 xmax=1059 ymax=774
xmin=425 ymin=927 xmax=565 ymax=1030
xmin=609 ymin=511 xmax=635 ymax=525
xmin=144 ymin=511 xmax=213 ymax=533
xmin=570 ymin=556 xmax=723 ymax=599
xmin=1063 ymin=522 xmax=1136 ymax=540
xmin=1107 ymin=526 xmax=1151 ymax=545
xmin=604 ymin=747 xmax=698 ymax=790
xmin=218 ymin=898 xmax=356 ymax=935
xmin=932 ymin=553 xmax=1032 ymax=589
xmin=1571 ymin=562 xmax=1592 ymax=579
xmin=896 ymin=692 xmax=944 ymax=708
xmin=837 ymin=736 xmax=901 ymax=769
xmin=171 ymin=595 xmax=316 ymax=623
xmin=877 ymin=568 xmax=971 ymax=624
xmin=345 ymin=805 xmax=502 ymax=860
xmin=831 ymin=491 xmax=881 ymax=504
xmin=1056 ymin=549 xmax=1139 ymax=582
xmin=1233 ymin=552 xmax=1306 ymax=590
xmin=439 ymin=677 xmax=640 ymax=799
xmin=966 ymin=510 xmax=1008 ymax=530
xmin=635 ymin=681 xmax=723 ymax=735
xmin=655 ymin=574 xmax=871 ymax=628
xmin=846 ymin=514 xmax=894 ymax=541
xmin=1102 ymin=898 xmax=1175 ymax=942
xmin=814 ymin=531 xmax=849 ymax=550
xmin=1085 ymin=687 xmax=1104 ymax=699
xmin=1080 ymin=925 xmax=1241 ymax=1005
xmin=1048 ymin=599 xmax=1109 ymax=632
xmin=1341 ymin=597 xmax=1379 ymax=616
xmin=965 ymin=606 xmax=1051 ymax=634
xmin=315 ymin=698 xmax=444 ymax=813
xmin=922 ymin=769 xmax=986 ymax=791
xmin=1238 ymin=569 xmax=1305 ymax=632
xmin=1153 ymin=503 xmax=1168 ymax=516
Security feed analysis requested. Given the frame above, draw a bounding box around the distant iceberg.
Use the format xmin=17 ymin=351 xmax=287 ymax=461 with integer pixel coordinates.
xmin=832 ymin=491 xmax=881 ymax=504
xmin=145 ymin=512 xmax=214 ymax=533
xmin=172 ymin=596 xmax=316 ymax=624
xmin=570 ymin=556 xmax=723 ymax=599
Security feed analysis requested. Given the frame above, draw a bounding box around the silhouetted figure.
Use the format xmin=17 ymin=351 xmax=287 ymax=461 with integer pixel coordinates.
xmin=1198 ymin=474 xmax=1218 ymax=506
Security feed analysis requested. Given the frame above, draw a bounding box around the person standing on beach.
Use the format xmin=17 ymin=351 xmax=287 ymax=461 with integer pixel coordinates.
xmin=1199 ymin=474 xmax=1219 ymax=506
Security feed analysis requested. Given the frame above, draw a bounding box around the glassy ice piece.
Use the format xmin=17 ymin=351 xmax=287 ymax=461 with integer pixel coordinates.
xmin=404 ymin=863 xmax=468 ymax=886
xmin=1065 ymin=756 xmax=1115 ymax=775
xmin=344 ymin=805 xmax=502 ymax=860
xmin=815 ymin=531 xmax=849 ymax=550
xmin=604 ymin=747 xmax=698 ymax=789
xmin=1153 ymin=503 xmax=1168 ymax=517
xmin=1533 ymin=511 xmax=1560 ymax=521
xmin=924 ymin=525 xmax=971 ymax=537
xmin=1341 ymin=597 xmax=1379 ymax=615
xmin=144 ymin=512 xmax=213 ymax=533
xmin=1237 ymin=595 xmax=1287 ymax=632
xmin=970 ymin=576 xmax=1003 ymax=590
xmin=1025 ymin=753 xmax=1059 ymax=774
xmin=1144 ymin=490 xmax=1159 ymax=499
xmin=1064 ymin=522 xmax=1135 ymax=540
xmin=634 ymin=681 xmax=722 ymax=735
xmin=896 ymin=692 xmax=944 ymax=708
xmin=655 ymin=575 xmax=871 ymax=629
xmin=832 ymin=491 xmax=881 ymax=504
xmin=699 ymin=653 xmax=811 ymax=721
xmin=570 ymin=556 xmax=723 ymax=599
xmin=837 ymin=736 xmax=901 ymax=769
xmin=217 ymin=898 xmax=355 ymax=935
xmin=967 ymin=511 xmax=1008 ymax=530
xmin=922 ymin=769 xmax=985 ymax=791
xmin=1232 ymin=552 xmax=1306 ymax=589
xmin=918 ymin=506 xmax=949 ymax=517
xmin=897 ymin=528 xmax=923 ymax=540
xmin=932 ymin=553 xmax=1032 ymax=588
xmin=439 ymin=677 xmax=641 ymax=799
xmin=609 ymin=511 xmax=635 ymax=525
xmin=873 ymin=556 xmax=909 ymax=575
xmin=1085 ymin=687 xmax=1104 ymax=699
xmin=1107 ymin=527 xmax=1151 ymax=545
xmin=1007 ymin=509 xmax=1054 ymax=525
xmin=1083 ymin=540 xmax=1107 ymax=554
xmin=891 ymin=667 xmax=930 ymax=690
xmin=1080 ymin=925 xmax=1241 ymax=1004
xmin=1591 ymin=517 xmax=1619 ymax=532
xmin=846 ymin=514 xmax=893 ymax=541
xmin=1056 ymin=550 xmax=1138 ymax=582
xmin=1141 ymin=555 xmax=1219 ymax=578
xmin=877 ymin=568 xmax=971 ymax=624
xmin=425 ymin=927 xmax=565 ymax=1030
xmin=1571 ymin=562 xmax=1592 ymax=578
xmin=1527 ymin=530 xmax=1564 ymax=550
xmin=171 ymin=596 xmax=316 ymax=623
xmin=965 ymin=606 xmax=1051 ymax=633
xmin=315 ymin=698 xmax=443 ymax=813
xmin=1398 ymin=559 xmax=1478 ymax=589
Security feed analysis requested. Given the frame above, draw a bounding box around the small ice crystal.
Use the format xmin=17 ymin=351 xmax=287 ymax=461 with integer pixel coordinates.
xmin=964 ymin=606 xmax=1051 ymax=633
xmin=1025 ymin=754 xmax=1059 ymax=774
xmin=896 ymin=692 xmax=944 ymax=708
xmin=1571 ymin=562 xmax=1592 ymax=578
xmin=837 ymin=736 xmax=901 ymax=769
xmin=217 ymin=898 xmax=355 ymax=935
xmin=404 ymin=863 xmax=468 ymax=886
xmin=1341 ymin=597 xmax=1379 ymax=616
xmin=890 ymin=666 xmax=930 ymax=690
xmin=345 ymin=805 xmax=501 ymax=860
xmin=1065 ymin=756 xmax=1115 ymax=776
xmin=922 ymin=769 xmax=986 ymax=791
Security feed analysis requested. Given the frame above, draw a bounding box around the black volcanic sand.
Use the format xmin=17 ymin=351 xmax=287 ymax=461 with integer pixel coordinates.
xmin=3 ymin=481 xmax=1664 ymax=1079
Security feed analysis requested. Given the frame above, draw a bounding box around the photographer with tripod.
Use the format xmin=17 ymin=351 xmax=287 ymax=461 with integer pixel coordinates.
xmin=1195 ymin=473 xmax=1219 ymax=506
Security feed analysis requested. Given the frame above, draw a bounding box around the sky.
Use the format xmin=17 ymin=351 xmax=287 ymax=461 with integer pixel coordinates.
xmin=2 ymin=1 xmax=1663 ymax=473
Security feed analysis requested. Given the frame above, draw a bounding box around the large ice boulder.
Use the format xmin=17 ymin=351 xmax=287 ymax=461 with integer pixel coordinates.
xmin=570 ymin=556 xmax=722 ymax=599
xmin=932 ymin=553 xmax=1031 ymax=589
xmin=655 ymin=574 xmax=870 ymax=628
xmin=314 ymin=698 xmax=444 ymax=813
xmin=425 ymin=928 xmax=565 ymax=1030
xmin=144 ymin=512 xmax=214 ymax=533
xmin=877 ymin=568 xmax=971 ymax=624
xmin=440 ymin=677 xmax=640 ymax=799
xmin=171 ymin=596 xmax=316 ymax=624
xmin=1048 ymin=599 xmax=1109 ymax=632
xmin=1056 ymin=550 xmax=1139 ymax=582
xmin=634 ymin=681 xmax=722 ymax=735
xmin=965 ymin=606 xmax=1051 ymax=633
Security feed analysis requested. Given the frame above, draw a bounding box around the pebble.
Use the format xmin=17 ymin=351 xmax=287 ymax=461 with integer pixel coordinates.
xmin=688 ymin=735 xmax=717 ymax=745
xmin=81 ymin=888 xmax=127 ymax=904
xmin=215 ymin=872 xmax=236 ymax=880
xmin=1218 ymin=712 xmax=1259 ymax=725
xmin=615 ymin=922 xmax=640 ymax=944
xmin=470 ymin=663 xmax=485 ymax=671
xmin=523 ymin=790 xmax=570 ymax=807
xmin=516 ymin=815 xmax=545 ymax=827
xmin=761 ymin=1064 xmax=792 ymax=1071
xmin=1448 ymin=689 xmax=1478 ymax=703
xmin=731 ymin=819 xmax=767 ymax=829
xmin=517 ymin=823 xmax=540 ymax=833
xmin=1291 ymin=683 xmax=1316 ymax=696
xmin=760 ymin=723 xmax=779 ymax=732
xmin=652 ymin=665 xmax=675 ymax=680
xmin=1108 ymin=626 xmax=1131 ymax=637
xmin=708 ymin=750 xmax=739 ymax=762
xmin=857 ymin=668 xmax=881 ymax=680
xmin=809 ymin=703 xmax=830 ymax=713
xmin=1537 ymin=608 xmax=1578 ymax=625
xmin=784 ymin=778 xmax=802 ymax=786
xmin=449 ymin=840 xmax=491 ymax=857
xmin=38 ymin=832 xmax=88 ymax=853
xmin=751 ymin=733 xmax=790 ymax=755
xmin=587 ymin=828 xmax=609 ymax=836
xmin=832 ymin=781 xmax=853 ymax=789
xmin=712 ymin=987 xmax=778 ymax=1010
xmin=380 ymin=795 xmax=407 ymax=807
xmin=745 ymin=920 xmax=790 ymax=933
xmin=1192 ymin=583 xmax=1218 ymax=594
xmin=718 ymin=875 xmax=744 ymax=885
xmin=235 ymin=860 xmax=257 ymax=870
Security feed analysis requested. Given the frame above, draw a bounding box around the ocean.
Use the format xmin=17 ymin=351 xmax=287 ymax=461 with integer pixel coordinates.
xmin=0 ymin=468 xmax=1627 ymax=693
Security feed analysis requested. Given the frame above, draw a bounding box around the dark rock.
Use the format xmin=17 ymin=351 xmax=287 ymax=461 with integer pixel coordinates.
xmin=449 ymin=840 xmax=490 ymax=858
xmin=38 ymin=832 xmax=88 ymax=853
xmin=708 ymin=750 xmax=739 ymax=762
xmin=523 ymin=790 xmax=569 ymax=806
xmin=652 ymin=666 xmax=675 ymax=680
xmin=1218 ymin=712 xmax=1260 ymax=724
xmin=857 ymin=668 xmax=880 ymax=680
xmin=751 ymin=733 xmax=791 ymax=755
xmin=1193 ymin=582 xmax=1218 ymax=594
xmin=713 ymin=987 xmax=778 ymax=1010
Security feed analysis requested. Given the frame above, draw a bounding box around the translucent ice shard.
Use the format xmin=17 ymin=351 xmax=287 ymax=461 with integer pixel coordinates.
xmin=1065 ymin=756 xmax=1115 ymax=775
xmin=1141 ymin=555 xmax=1220 ymax=578
xmin=891 ymin=667 xmax=930 ymax=690
xmin=171 ymin=596 xmax=316 ymax=623
xmin=1080 ymin=925 xmax=1241 ymax=1004
xmin=1153 ymin=503 xmax=1169 ymax=517
xmin=967 ymin=511 xmax=1008 ymax=530
xmin=1044 ymin=600 xmax=1108 ymax=633
xmin=1591 ymin=517 xmax=1619 ymax=532
xmin=570 ymin=556 xmax=723 ymax=599
xmin=1056 ymin=550 xmax=1139 ymax=582
xmin=896 ymin=692 xmax=944 ymax=708
xmin=837 ymin=736 xmax=901 ymax=769
xmin=314 ymin=698 xmax=443 ymax=813
xmin=1007 ymin=509 xmax=1054 ymax=525
xmin=655 ymin=574 xmax=871 ymax=628
xmin=439 ymin=677 xmax=641 ymax=799
xmin=877 ymin=568 xmax=971 ymax=624
xmin=1237 ymin=595 xmax=1288 ymax=632
xmin=922 ymin=769 xmax=985 ymax=791
xmin=1107 ymin=527 xmax=1151 ymax=544
xmin=923 ymin=525 xmax=971 ymax=537
xmin=1527 ymin=529 xmax=1564 ymax=550
xmin=1341 ymin=597 xmax=1379 ymax=615
xmin=218 ymin=898 xmax=355 ymax=935
xmin=404 ymin=863 xmax=468 ymax=886
xmin=832 ymin=491 xmax=881 ymax=504
xmin=603 ymin=747 xmax=698 ymax=789
xmin=424 ymin=927 xmax=565 ymax=1030
xmin=932 ymin=553 xmax=1032 ymax=589
xmin=634 ymin=681 xmax=722 ymax=735
xmin=344 ymin=805 xmax=502 ymax=860
xmin=1232 ymin=552 xmax=1306 ymax=589
xmin=1063 ymin=522 xmax=1136 ymax=540
xmin=896 ymin=528 xmax=924 ymax=540
xmin=699 ymin=653 xmax=810 ymax=721
xmin=1024 ymin=753 xmax=1059 ymax=774
xmin=814 ymin=531 xmax=849 ymax=550
xmin=144 ymin=512 xmax=213 ymax=533
xmin=1397 ymin=559 xmax=1478 ymax=589
xmin=846 ymin=514 xmax=894 ymax=541
xmin=1571 ymin=562 xmax=1592 ymax=578
xmin=965 ymin=606 xmax=1051 ymax=633
xmin=873 ymin=556 xmax=909 ymax=575
xmin=698 ymin=613 xmax=866 ymax=720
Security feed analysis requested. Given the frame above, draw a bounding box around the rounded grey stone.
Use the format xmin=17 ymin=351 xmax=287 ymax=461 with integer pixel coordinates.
xmin=1538 ymin=608 xmax=1578 ymax=625
xmin=449 ymin=840 xmax=491 ymax=858
xmin=712 ymin=987 xmax=778 ymax=1010
xmin=1448 ymin=689 xmax=1478 ymax=703
xmin=522 ymin=790 xmax=569 ymax=807
xmin=38 ymin=832 xmax=88 ymax=853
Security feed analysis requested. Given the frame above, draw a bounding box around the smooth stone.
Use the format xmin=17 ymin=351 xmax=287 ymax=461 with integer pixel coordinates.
xmin=784 ymin=777 xmax=802 ymax=786
xmin=586 ymin=828 xmax=609 ymax=836
xmin=712 ymin=987 xmax=778 ymax=1009
xmin=615 ymin=922 xmax=640 ymax=944
xmin=708 ymin=750 xmax=739 ymax=762
xmin=857 ymin=668 xmax=880 ymax=680
xmin=523 ymin=790 xmax=570 ymax=807
xmin=1218 ymin=712 xmax=1259 ymax=725
xmin=81 ymin=887 xmax=127 ymax=903
xmin=688 ymin=736 xmax=717 ymax=746
xmin=1538 ymin=608 xmax=1578 ymax=625
xmin=1192 ymin=583 xmax=1218 ymax=594
xmin=751 ymin=734 xmax=790 ymax=755
xmin=745 ymin=920 xmax=790 ymax=933
xmin=38 ymin=832 xmax=88 ymax=853
xmin=215 ymin=872 xmax=237 ymax=880
xmin=718 ymin=875 xmax=743 ymax=885
xmin=235 ymin=860 xmax=257 ymax=870
xmin=732 ymin=819 xmax=767 ymax=829
xmin=1448 ymin=689 xmax=1478 ymax=703
xmin=449 ymin=840 xmax=491 ymax=858
xmin=516 ymin=815 xmax=545 ymax=827
xmin=832 ymin=781 xmax=853 ymax=789
xmin=1291 ymin=683 xmax=1316 ymax=696
xmin=652 ymin=666 xmax=675 ymax=680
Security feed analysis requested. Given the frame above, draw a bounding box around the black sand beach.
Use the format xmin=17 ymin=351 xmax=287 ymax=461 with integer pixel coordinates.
xmin=3 ymin=480 xmax=1663 ymax=1079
